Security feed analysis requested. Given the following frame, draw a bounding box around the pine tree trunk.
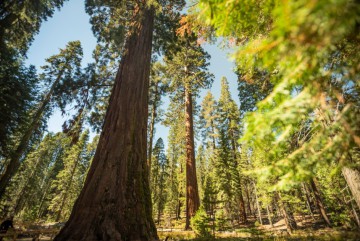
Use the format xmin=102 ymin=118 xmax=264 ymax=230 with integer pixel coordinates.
xmin=56 ymin=151 xmax=82 ymax=222
xmin=301 ymin=183 xmax=315 ymax=221
xmin=238 ymin=191 xmax=247 ymax=223
xmin=309 ymin=178 xmax=331 ymax=227
xmin=54 ymin=6 xmax=157 ymax=241
xmin=211 ymin=122 xmax=216 ymax=150
xmin=244 ymin=180 xmax=252 ymax=216
xmin=342 ymin=166 xmax=360 ymax=210
xmin=37 ymin=181 xmax=52 ymax=219
xmin=176 ymin=200 xmax=181 ymax=220
xmin=253 ymin=182 xmax=262 ymax=225
xmin=267 ymin=205 xmax=273 ymax=227
xmin=0 ymin=68 xmax=65 ymax=200
xmin=184 ymin=87 xmax=200 ymax=230
xmin=157 ymin=208 xmax=161 ymax=225
xmin=276 ymin=192 xmax=297 ymax=233
xmin=13 ymin=152 xmax=45 ymax=215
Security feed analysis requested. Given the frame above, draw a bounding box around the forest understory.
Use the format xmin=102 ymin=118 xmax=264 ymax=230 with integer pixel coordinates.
xmin=1 ymin=215 xmax=360 ymax=241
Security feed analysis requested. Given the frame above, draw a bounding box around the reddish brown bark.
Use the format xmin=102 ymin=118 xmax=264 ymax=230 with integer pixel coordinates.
xmin=54 ymin=6 xmax=157 ymax=241
xmin=184 ymin=87 xmax=200 ymax=230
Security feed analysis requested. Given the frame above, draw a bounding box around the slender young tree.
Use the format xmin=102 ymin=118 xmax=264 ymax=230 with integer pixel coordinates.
xmin=151 ymin=138 xmax=168 ymax=224
xmin=0 ymin=1 xmax=68 ymax=157
xmin=217 ymin=77 xmax=247 ymax=223
xmin=163 ymin=97 xmax=186 ymax=221
xmin=276 ymin=192 xmax=297 ymax=233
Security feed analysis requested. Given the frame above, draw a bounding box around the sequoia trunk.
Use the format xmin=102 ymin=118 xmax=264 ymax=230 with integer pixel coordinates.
xmin=184 ymin=87 xmax=200 ymax=230
xmin=54 ymin=6 xmax=157 ymax=241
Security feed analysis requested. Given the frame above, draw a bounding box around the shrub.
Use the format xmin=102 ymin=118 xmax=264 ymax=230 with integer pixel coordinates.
xmin=191 ymin=207 xmax=212 ymax=237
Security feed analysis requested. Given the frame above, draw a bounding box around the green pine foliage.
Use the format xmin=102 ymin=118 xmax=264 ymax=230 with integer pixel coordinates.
xmin=190 ymin=206 xmax=212 ymax=237
xmin=193 ymin=0 xmax=360 ymax=190
xmin=0 ymin=0 xmax=69 ymax=160
xmin=0 ymin=132 xmax=70 ymax=220
xmin=0 ymin=0 xmax=68 ymax=55
xmin=48 ymin=130 xmax=90 ymax=221
xmin=0 ymin=56 xmax=38 ymax=159
xmin=215 ymin=77 xmax=247 ymax=223
xmin=165 ymin=34 xmax=213 ymax=95
xmin=163 ymin=98 xmax=186 ymax=223
xmin=199 ymin=91 xmax=218 ymax=149
xmin=151 ymin=138 xmax=169 ymax=224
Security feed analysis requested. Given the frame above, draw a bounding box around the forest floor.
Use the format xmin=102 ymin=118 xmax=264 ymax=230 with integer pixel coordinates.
xmin=157 ymin=215 xmax=360 ymax=241
xmin=2 ymin=215 xmax=359 ymax=240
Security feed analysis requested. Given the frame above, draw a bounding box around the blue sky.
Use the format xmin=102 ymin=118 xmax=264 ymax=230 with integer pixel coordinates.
xmin=26 ymin=0 xmax=239 ymax=146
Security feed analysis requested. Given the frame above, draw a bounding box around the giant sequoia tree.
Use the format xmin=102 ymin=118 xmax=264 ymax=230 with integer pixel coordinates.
xmin=54 ymin=3 xmax=157 ymax=240
xmin=54 ymin=0 xmax=186 ymax=238
xmin=165 ymin=35 xmax=213 ymax=229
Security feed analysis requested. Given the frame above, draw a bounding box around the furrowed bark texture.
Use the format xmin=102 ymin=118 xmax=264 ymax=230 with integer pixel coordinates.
xmin=54 ymin=7 xmax=157 ymax=241
xmin=184 ymin=87 xmax=200 ymax=230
